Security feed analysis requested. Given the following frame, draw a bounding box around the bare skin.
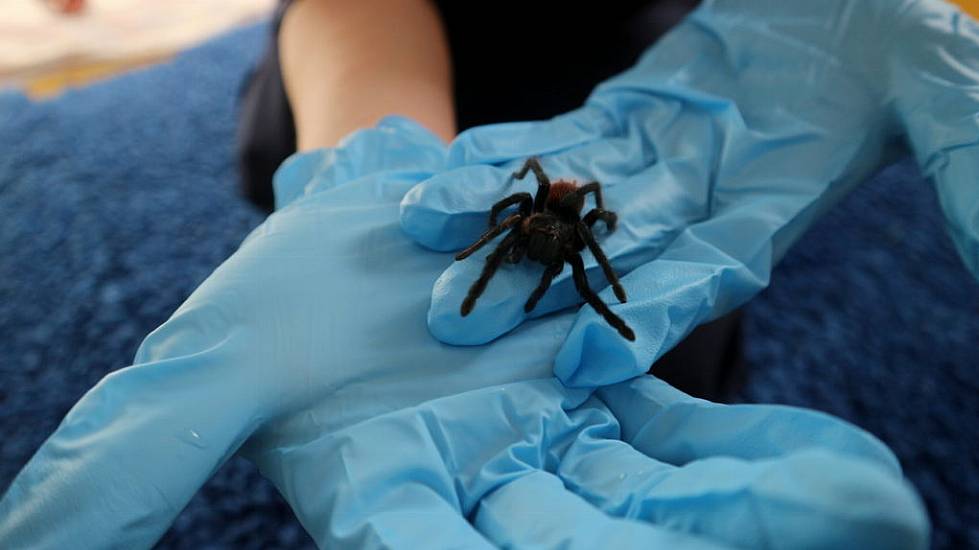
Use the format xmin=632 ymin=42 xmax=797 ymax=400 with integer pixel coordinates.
xmin=279 ymin=0 xmax=456 ymax=151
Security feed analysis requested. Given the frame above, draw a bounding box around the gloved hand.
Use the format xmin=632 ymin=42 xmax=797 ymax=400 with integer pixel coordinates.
xmin=401 ymin=0 xmax=979 ymax=386
xmin=0 ymin=118 xmax=928 ymax=548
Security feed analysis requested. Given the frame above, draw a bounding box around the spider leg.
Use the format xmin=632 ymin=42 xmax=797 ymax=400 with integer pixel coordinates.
xmin=506 ymin=241 xmax=527 ymax=264
xmin=574 ymin=181 xmax=606 ymax=209
xmin=524 ymin=262 xmax=564 ymax=313
xmin=559 ymin=180 xmax=609 ymax=216
xmin=489 ymin=192 xmax=533 ymax=227
xmin=582 ymin=208 xmax=617 ymax=232
xmin=511 ymin=157 xmax=551 ymax=213
xmin=576 ymin=222 xmax=627 ymax=303
xmin=456 ymin=214 xmax=523 ymax=261
xmin=461 ymin=230 xmax=522 ymax=316
xmin=566 ymin=251 xmax=635 ymax=341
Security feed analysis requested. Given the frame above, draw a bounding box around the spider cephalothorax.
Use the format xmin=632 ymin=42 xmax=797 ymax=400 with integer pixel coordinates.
xmin=456 ymin=157 xmax=635 ymax=341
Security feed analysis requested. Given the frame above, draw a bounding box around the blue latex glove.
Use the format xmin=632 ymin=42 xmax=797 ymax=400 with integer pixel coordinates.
xmin=0 ymin=119 xmax=928 ymax=548
xmin=401 ymin=0 xmax=979 ymax=386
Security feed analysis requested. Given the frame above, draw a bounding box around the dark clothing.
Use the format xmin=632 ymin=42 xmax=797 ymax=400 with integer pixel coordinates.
xmin=237 ymin=1 xmax=697 ymax=211
xmin=235 ymin=0 xmax=296 ymax=210
xmin=235 ymin=1 xmax=745 ymax=401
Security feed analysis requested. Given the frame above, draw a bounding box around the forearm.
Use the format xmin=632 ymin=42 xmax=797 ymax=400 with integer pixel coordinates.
xmin=279 ymin=0 xmax=455 ymax=150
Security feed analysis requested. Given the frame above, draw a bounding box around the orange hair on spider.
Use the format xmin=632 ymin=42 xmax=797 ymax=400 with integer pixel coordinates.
xmin=546 ymin=180 xmax=581 ymax=211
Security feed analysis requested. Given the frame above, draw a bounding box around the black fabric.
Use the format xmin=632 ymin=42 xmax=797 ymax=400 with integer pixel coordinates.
xmin=236 ymin=1 xmax=698 ymax=212
xmin=652 ymin=309 xmax=747 ymax=401
xmin=437 ymin=2 xmax=675 ymax=129
xmin=235 ymin=1 xmax=296 ymax=210
xmin=234 ymin=1 xmax=743 ymax=401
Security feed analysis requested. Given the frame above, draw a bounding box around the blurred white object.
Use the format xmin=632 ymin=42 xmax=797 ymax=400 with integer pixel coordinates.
xmin=0 ymin=0 xmax=275 ymax=93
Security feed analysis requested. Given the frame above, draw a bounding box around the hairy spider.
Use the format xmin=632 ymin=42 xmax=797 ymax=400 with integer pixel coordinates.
xmin=456 ymin=157 xmax=635 ymax=341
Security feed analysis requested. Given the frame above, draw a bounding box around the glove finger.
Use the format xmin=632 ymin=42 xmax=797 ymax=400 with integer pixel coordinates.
xmin=0 ymin=316 xmax=267 ymax=548
xmin=338 ymin=499 xmax=495 ymax=550
xmin=402 ymin=155 xmax=645 ymax=254
xmin=402 ymin=95 xmax=715 ymax=253
xmin=555 ymin=191 xmax=808 ymax=386
xmin=299 ymin=437 xmax=497 ymax=550
xmin=557 ymin=437 xmax=929 ymax=550
xmin=597 ymin=376 xmax=903 ymax=473
xmin=274 ymin=116 xmax=448 ymax=210
xmin=400 ymin=164 xmax=518 ymax=252
xmin=264 ymin=379 xmax=594 ymax=547
xmin=474 ymin=470 xmax=731 ymax=550
xmin=445 ymin=104 xmax=614 ymax=167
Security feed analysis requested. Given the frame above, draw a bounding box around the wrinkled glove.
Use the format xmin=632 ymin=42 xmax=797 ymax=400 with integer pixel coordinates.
xmin=0 ymin=118 xmax=927 ymax=548
xmin=401 ymin=0 xmax=979 ymax=386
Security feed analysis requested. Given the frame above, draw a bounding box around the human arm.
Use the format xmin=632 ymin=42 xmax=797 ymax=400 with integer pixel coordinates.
xmin=279 ymin=0 xmax=455 ymax=150
xmin=0 ymin=0 xmax=459 ymax=541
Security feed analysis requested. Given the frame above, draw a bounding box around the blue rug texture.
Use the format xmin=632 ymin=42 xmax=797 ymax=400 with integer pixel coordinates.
xmin=1 ymin=23 xmax=977 ymax=550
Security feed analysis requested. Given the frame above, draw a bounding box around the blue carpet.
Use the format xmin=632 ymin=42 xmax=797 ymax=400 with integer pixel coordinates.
xmin=1 ymin=23 xmax=976 ymax=549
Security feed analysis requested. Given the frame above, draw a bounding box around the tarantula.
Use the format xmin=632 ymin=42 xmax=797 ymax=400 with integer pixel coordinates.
xmin=456 ymin=157 xmax=635 ymax=341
